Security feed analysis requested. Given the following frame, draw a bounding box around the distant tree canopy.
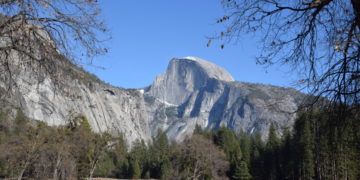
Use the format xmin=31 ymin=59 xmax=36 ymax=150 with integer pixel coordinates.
xmin=213 ymin=0 xmax=359 ymax=106
xmin=0 ymin=0 xmax=108 ymax=89
xmin=0 ymin=107 xmax=358 ymax=179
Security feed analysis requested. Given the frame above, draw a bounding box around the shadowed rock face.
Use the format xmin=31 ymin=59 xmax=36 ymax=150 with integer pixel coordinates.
xmin=0 ymin=56 xmax=304 ymax=144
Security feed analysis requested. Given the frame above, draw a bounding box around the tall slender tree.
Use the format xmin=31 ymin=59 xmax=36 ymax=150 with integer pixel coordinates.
xmin=265 ymin=123 xmax=281 ymax=180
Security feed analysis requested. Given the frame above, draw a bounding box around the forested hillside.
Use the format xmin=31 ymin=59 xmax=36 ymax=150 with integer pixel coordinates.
xmin=0 ymin=106 xmax=358 ymax=179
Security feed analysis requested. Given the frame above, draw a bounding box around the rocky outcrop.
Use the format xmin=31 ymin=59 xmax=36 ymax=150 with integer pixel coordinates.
xmin=0 ymin=56 xmax=305 ymax=144
xmin=145 ymin=57 xmax=304 ymax=141
xmin=147 ymin=57 xmax=234 ymax=105
xmin=0 ymin=55 xmax=152 ymax=144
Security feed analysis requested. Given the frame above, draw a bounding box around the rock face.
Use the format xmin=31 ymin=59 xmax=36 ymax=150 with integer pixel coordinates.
xmin=0 ymin=56 xmax=304 ymax=144
xmin=0 ymin=56 xmax=152 ymax=144
xmin=145 ymin=57 xmax=303 ymax=141
xmin=147 ymin=57 xmax=234 ymax=105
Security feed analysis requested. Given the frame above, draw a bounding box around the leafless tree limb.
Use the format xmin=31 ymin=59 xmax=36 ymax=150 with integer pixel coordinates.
xmin=0 ymin=0 xmax=109 ymax=93
xmin=212 ymin=0 xmax=359 ymax=108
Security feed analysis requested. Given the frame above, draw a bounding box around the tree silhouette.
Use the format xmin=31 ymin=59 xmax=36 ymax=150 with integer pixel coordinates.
xmin=214 ymin=0 xmax=359 ymax=106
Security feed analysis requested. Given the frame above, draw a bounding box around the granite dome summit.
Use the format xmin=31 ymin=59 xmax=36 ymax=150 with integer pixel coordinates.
xmin=146 ymin=57 xmax=234 ymax=105
xmin=176 ymin=56 xmax=235 ymax=82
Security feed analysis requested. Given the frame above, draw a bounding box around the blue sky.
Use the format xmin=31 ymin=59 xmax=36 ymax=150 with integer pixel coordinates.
xmin=85 ymin=0 xmax=298 ymax=89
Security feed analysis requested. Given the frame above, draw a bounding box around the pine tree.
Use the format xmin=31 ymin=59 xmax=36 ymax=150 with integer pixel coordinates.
xmin=266 ymin=123 xmax=280 ymax=151
xmin=303 ymin=115 xmax=315 ymax=180
xmin=239 ymin=131 xmax=251 ymax=165
xmin=129 ymin=159 xmax=141 ymax=179
xmin=150 ymin=129 xmax=171 ymax=178
xmin=265 ymin=123 xmax=280 ymax=180
xmin=280 ymin=129 xmax=294 ymax=179
xmin=232 ymin=161 xmax=252 ymax=180
xmin=214 ymin=127 xmax=242 ymax=162
xmin=294 ymin=112 xmax=315 ymax=180
xmin=214 ymin=127 xmax=242 ymax=178
xmin=249 ymin=132 xmax=265 ymax=179
xmin=128 ymin=139 xmax=148 ymax=178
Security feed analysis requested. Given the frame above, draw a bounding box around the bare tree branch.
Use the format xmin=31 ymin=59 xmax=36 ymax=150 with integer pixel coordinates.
xmin=0 ymin=0 xmax=109 ymax=93
xmin=212 ymin=0 xmax=359 ymax=107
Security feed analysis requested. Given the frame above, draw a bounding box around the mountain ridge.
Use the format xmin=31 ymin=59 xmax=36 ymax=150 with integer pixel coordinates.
xmin=0 ymin=55 xmax=305 ymax=144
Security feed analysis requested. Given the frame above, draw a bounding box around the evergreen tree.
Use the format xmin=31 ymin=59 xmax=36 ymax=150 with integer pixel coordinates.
xmin=128 ymin=139 xmax=148 ymax=178
xmin=214 ymin=127 xmax=242 ymax=162
xmin=265 ymin=123 xmax=281 ymax=180
xmin=150 ymin=129 xmax=171 ymax=179
xmin=294 ymin=112 xmax=315 ymax=180
xmin=302 ymin=116 xmax=315 ymax=180
xmin=111 ymin=134 xmax=128 ymax=178
xmin=239 ymin=131 xmax=251 ymax=165
xmin=129 ymin=159 xmax=141 ymax=179
xmin=266 ymin=123 xmax=280 ymax=150
xmin=280 ymin=129 xmax=295 ymax=179
xmin=214 ymin=127 xmax=242 ymax=178
xmin=249 ymin=132 xmax=265 ymax=179
xmin=232 ymin=161 xmax=252 ymax=180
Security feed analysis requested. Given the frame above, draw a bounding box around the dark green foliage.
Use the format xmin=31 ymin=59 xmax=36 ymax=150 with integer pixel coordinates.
xmin=93 ymin=152 xmax=116 ymax=177
xmin=239 ymin=131 xmax=251 ymax=165
xmin=232 ymin=161 xmax=252 ymax=180
xmin=193 ymin=124 xmax=213 ymax=139
xmin=266 ymin=123 xmax=280 ymax=150
xmin=127 ymin=139 xmax=147 ymax=178
xmin=214 ymin=126 xmax=242 ymax=163
xmin=294 ymin=112 xmax=315 ymax=180
xmin=279 ymin=129 xmax=294 ymax=179
xmin=278 ymin=108 xmax=359 ymax=180
xmin=147 ymin=129 xmax=172 ymax=179
xmin=129 ymin=159 xmax=141 ymax=178
xmin=264 ymin=123 xmax=281 ymax=180
xmin=249 ymin=132 xmax=265 ymax=179
xmin=214 ymin=127 xmax=243 ymax=178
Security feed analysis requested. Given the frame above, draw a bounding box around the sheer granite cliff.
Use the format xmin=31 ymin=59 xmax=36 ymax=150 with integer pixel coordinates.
xmin=145 ymin=57 xmax=304 ymax=141
xmin=0 ymin=56 xmax=305 ymax=143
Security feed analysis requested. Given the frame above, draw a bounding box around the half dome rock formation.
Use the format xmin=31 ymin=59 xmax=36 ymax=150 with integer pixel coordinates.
xmin=0 ymin=56 xmax=304 ymax=144
xmin=145 ymin=57 xmax=303 ymax=141
xmin=146 ymin=57 xmax=234 ymax=105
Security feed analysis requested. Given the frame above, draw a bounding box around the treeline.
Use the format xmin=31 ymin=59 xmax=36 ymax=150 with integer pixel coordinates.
xmin=93 ymin=129 xmax=229 ymax=179
xmin=0 ymin=110 xmax=114 ymax=179
xmin=94 ymin=107 xmax=360 ymax=180
xmin=193 ymin=107 xmax=360 ymax=180
xmin=0 ymin=107 xmax=359 ymax=180
xmin=0 ymin=109 xmax=229 ymax=179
